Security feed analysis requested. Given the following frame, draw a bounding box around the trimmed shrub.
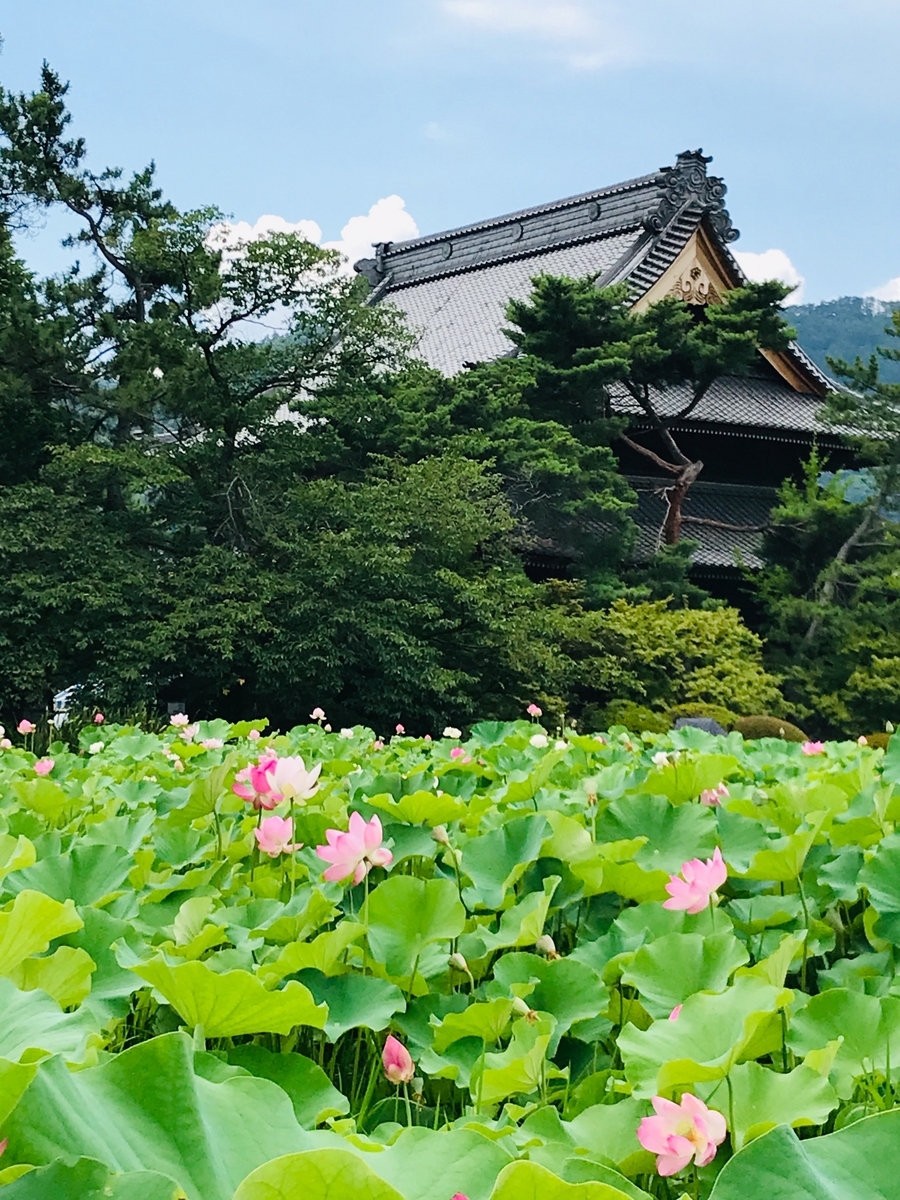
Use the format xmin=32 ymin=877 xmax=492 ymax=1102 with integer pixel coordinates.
xmin=863 ymin=731 xmax=892 ymax=751
xmin=733 ymin=714 xmax=809 ymax=742
xmin=593 ymin=700 xmax=671 ymax=735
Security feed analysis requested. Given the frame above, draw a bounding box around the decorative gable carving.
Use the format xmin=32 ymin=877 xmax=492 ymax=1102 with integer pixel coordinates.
xmin=668 ymin=264 xmax=721 ymax=306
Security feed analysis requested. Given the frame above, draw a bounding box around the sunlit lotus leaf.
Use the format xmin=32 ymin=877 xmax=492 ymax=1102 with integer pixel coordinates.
xmin=0 ymin=890 xmax=83 ymax=976
xmin=0 ymin=1157 xmax=185 ymax=1200
xmin=296 ymin=969 xmax=405 ymax=1040
xmin=366 ymin=789 xmax=467 ymax=827
xmin=358 ymin=1126 xmax=514 ymax=1200
xmin=858 ymin=833 xmax=900 ymax=942
xmin=490 ymin=952 xmax=607 ymax=1049
xmin=618 ymin=976 xmax=791 ymax=1098
xmin=474 ymin=1015 xmax=561 ymax=1105
xmin=464 ymin=877 xmax=560 ymax=959
xmin=131 ymin=958 xmax=327 ymax=1037
xmin=11 ymin=777 xmax=72 ymax=822
xmin=741 ymin=816 xmax=828 ymax=882
xmin=639 ymin=753 xmax=740 ymax=807
xmin=364 ymin=875 xmax=466 ymax=978
xmin=698 ymin=1061 xmax=838 ymax=1151
xmin=0 ymin=976 xmax=102 ymax=1062
xmin=258 ymin=922 xmax=365 ymax=984
xmin=431 ymin=997 xmax=515 ymax=1053
xmin=8 ymin=945 xmax=96 ymax=1007
xmin=2 ymin=1032 xmax=316 ymax=1200
xmin=232 ymin=1150 xmax=404 ymax=1200
xmin=0 ymin=1055 xmax=38 ymax=1124
xmin=3 ymin=845 xmax=133 ymax=906
xmin=225 ymin=1044 xmax=348 ymax=1127
xmin=488 ymin=1160 xmax=635 ymax=1200
xmin=595 ymin=795 xmax=717 ymax=875
xmin=462 ymin=815 xmax=548 ymax=909
xmin=708 ymin=1110 xmax=900 ymax=1199
xmin=787 ymin=988 xmax=900 ymax=1098
xmin=565 ymin=1097 xmax=654 ymax=1176
xmin=0 ymin=834 xmax=36 ymax=881
xmin=621 ymin=931 xmax=749 ymax=1017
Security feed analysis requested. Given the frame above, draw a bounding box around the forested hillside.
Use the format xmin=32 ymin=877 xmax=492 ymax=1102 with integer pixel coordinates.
xmin=788 ymin=295 xmax=900 ymax=381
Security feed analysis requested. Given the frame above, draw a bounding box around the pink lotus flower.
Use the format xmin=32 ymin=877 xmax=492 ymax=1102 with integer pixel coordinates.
xmin=382 ymin=1035 xmax=415 ymax=1084
xmin=663 ymin=847 xmax=727 ymax=915
xmin=316 ymin=812 xmax=393 ymax=884
xmin=34 ymin=758 xmax=54 ymax=776
xmin=94 ymin=713 xmax=105 ymax=724
xmin=169 ymin=713 xmax=190 ymax=727
xmin=802 ymin=741 xmax=825 ymax=755
xmin=373 ymin=739 xmax=385 ymax=751
xmin=0 ymin=738 xmax=11 ymax=750
xmin=180 ymin=724 xmax=199 ymax=742
xmin=668 ymin=1004 xmax=682 ymax=1021
xmin=248 ymin=729 xmax=261 ymax=741
xmin=395 ymin=723 xmax=405 ymax=735
xmin=637 ymin=1093 xmax=727 ymax=1176
xmin=449 ymin=747 xmax=469 ymax=761
xmin=310 ymin=707 xmax=326 ymax=721
xmin=201 ymin=738 xmax=224 ymax=750
xmin=270 ymin=755 xmax=321 ymax=804
xmin=233 ymin=756 xmax=280 ymax=809
xmin=254 ymin=815 xmax=302 ymax=858
xmin=17 ymin=720 xmax=35 ymax=735
xmin=527 ymin=703 xmax=542 ymax=717
xmin=700 ymin=783 xmax=729 ymax=807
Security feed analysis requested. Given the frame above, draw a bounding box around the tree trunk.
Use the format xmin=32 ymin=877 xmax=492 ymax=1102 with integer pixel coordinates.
xmin=662 ymin=461 xmax=704 ymax=545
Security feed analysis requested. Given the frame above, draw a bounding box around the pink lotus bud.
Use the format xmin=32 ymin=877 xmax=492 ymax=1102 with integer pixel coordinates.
xmin=858 ymin=735 xmax=868 ymax=746
xmin=382 ymin=1034 xmax=415 ymax=1084
xmin=802 ymin=740 xmax=826 ymax=755
xmin=17 ymin=720 xmax=35 ymax=735
xmin=0 ymin=738 xmax=11 ymax=750
xmin=0 ymin=1138 xmax=6 ymax=1157
xmin=527 ymin=703 xmax=542 ymax=717
xmin=373 ymin=739 xmax=385 ymax=750
xmin=424 ymin=734 xmax=432 ymax=742
xmin=669 ymin=1004 xmax=682 ymax=1021
xmin=395 ymin=723 xmax=405 ymax=735
xmin=248 ymin=729 xmax=261 ymax=741
xmin=451 ymin=1194 xmax=470 ymax=1200
xmin=449 ymin=747 xmax=468 ymax=761
xmin=310 ymin=707 xmax=326 ymax=721
xmin=254 ymin=815 xmax=302 ymax=858
xmin=94 ymin=713 xmax=105 ymax=724
xmin=34 ymin=758 xmax=54 ymax=776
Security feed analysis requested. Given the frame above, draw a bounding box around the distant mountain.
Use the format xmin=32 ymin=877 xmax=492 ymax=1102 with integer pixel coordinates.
xmin=787 ymin=296 xmax=900 ymax=383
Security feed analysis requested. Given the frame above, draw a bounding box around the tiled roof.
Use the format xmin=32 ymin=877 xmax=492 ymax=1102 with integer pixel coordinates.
xmin=611 ymin=375 xmax=828 ymax=436
xmin=382 ymin=231 xmax=638 ymax=376
xmin=628 ymin=476 xmax=776 ymax=569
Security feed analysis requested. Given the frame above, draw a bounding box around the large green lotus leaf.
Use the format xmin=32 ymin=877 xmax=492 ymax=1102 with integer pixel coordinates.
xmin=0 ymin=1157 xmax=184 ymax=1200
xmin=257 ymin=923 xmax=365 ymax=984
xmin=514 ymin=1106 xmax=651 ymax=1197
xmin=10 ymin=777 xmax=73 ymax=822
xmin=726 ymin=895 xmax=803 ymax=935
xmin=8 ymin=945 xmax=96 ymax=1007
xmin=707 ymin=1109 xmax=900 ymax=1199
xmin=787 ymin=989 xmax=900 ymax=1098
xmin=618 ymin=976 xmax=791 ymax=1098
xmin=461 ymin=815 xmax=548 ymax=909
xmin=0 ymin=1056 xmax=38 ymax=1123
xmin=595 ymin=795 xmax=717 ymax=875
xmin=716 ymin=807 xmax=769 ymax=873
xmin=858 ymin=833 xmax=900 ymax=942
xmin=2 ymin=1032 xmax=316 ymax=1200
xmin=741 ymin=821 xmax=824 ymax=883
xmin=698 ymin=1061 xmax=838 ymax=1151
xmin=488 ymin=1160 xmax=634 ymax=1200
xmin=225 ymin=1045 xmax=348 ymax=1127
xmin=565 ymin=1098 xmax=654 ymax=1176
xmin=296 ymin=969 xmax=405 ymax=1040
xmin=475 ymin=1015 xmax=559 ymax=1105
xmin=539 ymin=814 xmax=644 ymax=897
xmin=464 ymin=877 xmax=560 ymax=959
xmin=4 ymin=845 xmax=133 ymax=906
xmin=360 ymin=1126 xmax=513 ymax=1200
xmin=364 ymin=875 xmax=466 ymax=978
xmin=495 ymin=748 xmax=569 ymax=807
xmin=0 ymin=976 xmax=101 ymax=1062
xmin=490 ymin=953 xmax=608 ymax=1049
xmin=639 ymin=754 xmax=739 ymax=807
xmin=817 ymin=847 xmax=864 ymax=903
xmin=58 ymin=908 xmax=145 ymax=1018
xmin=82 ymin=811 xmax=156 ymax=852
xmin=366 ymin=789 xmax=468 ymax=827
xmin=167 ymin=762 xmax=232 ymax=826
xmin=621 ymin=932 xmax=749 ymax=1018
xmin=431 ymin=998 xmax=515 ymax=1053
xmin=131 ymin=958 xmax=327 ymax=1037
xmin=232 ymin=1150 xmax=405 ymax=1200
xmin=0 ymin=890 xmax=83 ymax=975
xmin=0 ymin=834 xmax=36 ymax=881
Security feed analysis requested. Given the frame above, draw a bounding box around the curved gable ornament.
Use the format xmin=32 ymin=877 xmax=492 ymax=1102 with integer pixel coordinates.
xmin=669 ymin=264 xmax=721 ymax=306
xmin=644 ymin=149 xmax=740 ymax=244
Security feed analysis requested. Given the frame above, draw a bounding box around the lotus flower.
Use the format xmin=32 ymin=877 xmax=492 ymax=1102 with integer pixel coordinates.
xmin=17 ymin=720 xmax=35 ymax=735
xmin=700 ymin=783 xmax=729 ymax=807
xmin=254 ymin=815 xmax=302 ymax=858
xmin=449 ymin=746 xmax=468 ymax=760
xmin=0 ymin=739 xmax=11 ymax=750
xmin=248 ymin=729 xmax=261 ymax=741
xmin=527 ymin=703 xmax=542 ymax=717
xmin=169 ymin=713 xmax=190 ymax=727
xmin=201 ymin=738 xmax=224 ymax=750
xmin=94 ymin=713 xmax=105 ymax=724
xmin=310 ymin=707 xmax=326 ymax=721
xmin=443 ymin=727 xmax=461 ymax=739
xmin=663 ymin=847 xmax=727 ymax=915
xmin=89 ymin=741 xmax=104 ymax=754
xmin=668 ymin=1004 xmax=682 ymax=1021
xmin=233 ymin=756 xmax=280 ymax=809
xmin=270 ymin=755 xmax=321 ymax=804
xmin=802 ymin=741 xmax=826 ymax=755
xmin=382 ymin=1034 xmax=415 ymax=1084
xmin=395 ymin=723 xmax=405 ymax=735
xmin=530 ymin=733 xmax=549 ymax=749
xmin=637 ymin=1093 xmax=726 ymax=1176
xmin=34 ymin=758 xmax=54 ymax=776
xmin=316 ymin=812 xmax=393 ymax=884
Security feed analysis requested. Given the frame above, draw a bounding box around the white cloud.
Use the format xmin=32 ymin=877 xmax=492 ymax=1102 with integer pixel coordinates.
xmin=734 ymin=248 xmax=805 ymax=305
xmin=324 ymin=195 xmax=420 ymax=269
xmin=442 ymin=0 xmax=592 ymax=37
xmin=208 ymin=213 xmax=323 ymax=249
xmin=870 ymin=276 xmax=900 ymax=302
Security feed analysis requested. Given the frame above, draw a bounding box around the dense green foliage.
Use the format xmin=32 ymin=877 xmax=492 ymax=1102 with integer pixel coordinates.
xmin=2 ymin=716 xmax=900 ymax=1199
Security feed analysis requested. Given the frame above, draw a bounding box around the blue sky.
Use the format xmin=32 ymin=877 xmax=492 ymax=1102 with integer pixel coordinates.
xmin=2 ymin=0 xmax=899 ymax=303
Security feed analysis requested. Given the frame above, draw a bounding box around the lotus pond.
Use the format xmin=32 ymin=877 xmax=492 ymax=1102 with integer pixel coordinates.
xmin=0 ymin=713 xmax=899 ymax=1199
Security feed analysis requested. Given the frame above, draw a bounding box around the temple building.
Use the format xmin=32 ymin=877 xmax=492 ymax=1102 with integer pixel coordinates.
xmin=355 ymin=151 xmax=848 ymax=596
